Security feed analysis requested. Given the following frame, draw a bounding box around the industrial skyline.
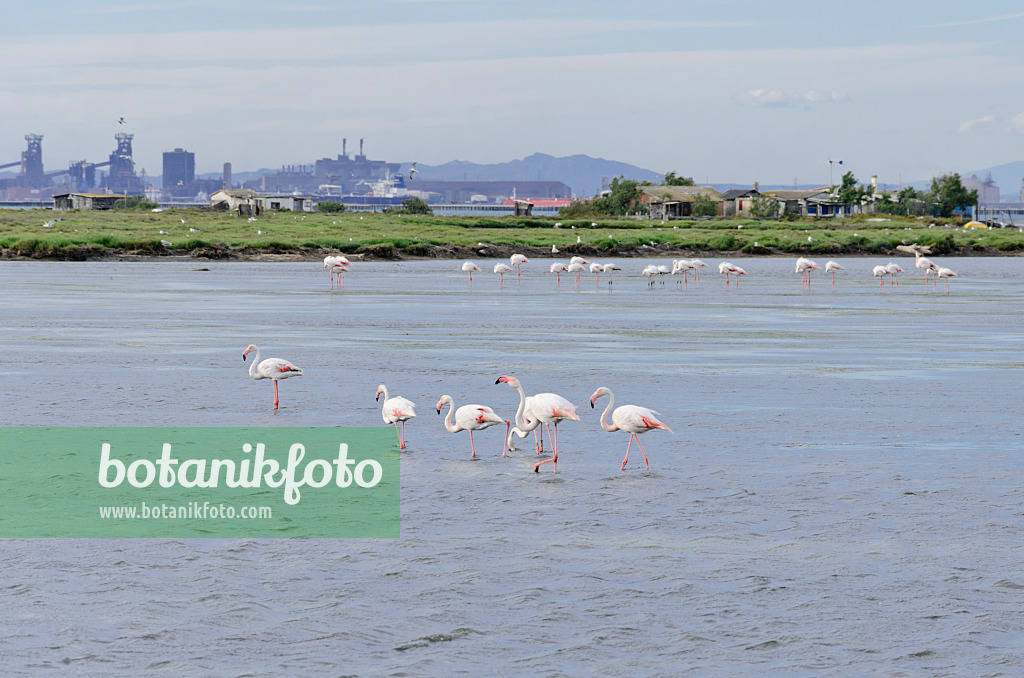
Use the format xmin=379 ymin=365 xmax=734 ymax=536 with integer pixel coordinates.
xmin=4 ymin=2 xmax=1024 ymax=192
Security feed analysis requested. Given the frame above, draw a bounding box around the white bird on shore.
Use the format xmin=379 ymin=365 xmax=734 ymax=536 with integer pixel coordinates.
xmin=577 ymin=235 xmax=582 ymax=243
xmin=43 ymin=219 xmax=56 ymax=228
xmin=551 ymin=244 xmax=559 ymax=254
xmin=160 ymin=240 xmax=172 ymax=247
xmin=180 ymin=218 xmax=187 ymax=224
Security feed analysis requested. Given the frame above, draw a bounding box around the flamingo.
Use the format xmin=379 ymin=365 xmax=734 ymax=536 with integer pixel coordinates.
xmin=376 ymin=384 xmax=416 ymax=450
xmin=872 ymin=265 xmax=888 ymax=291
xmin=718 ymin=261 xmax=746 ymax=287
xmin=824 ymin=260 xmax=844 ymax=290
xmin=885 ymin=262 xmax=903 ymax=289
xmin=510 ymin=253 xmax=529 ymax=280
xmin=690 ymin=258 xmax=708 ymax=283
xmin=242 ymin=344 xmax=303 ymax=410
xmin=589 ymin=262 xmax=604 ymax=283
xmin=436 ymin=395 xmax=510 ymax=458
xmin=495 ymin=375 xmax=579 ymax=473
xmin=602 ymin=262 xmax=620 ymax=284
xmin=795 ymin=257 xmax=821 ymax=290
xmin=493 ymin=262 xmax=513 ymax=286
xmin=642 ymin=264 xmax=659 ymax=286
xmin=936 ymin=266 xmax=958 ymax=293
xmin=505 ymin=393 xmax=546 ymax=454
xmin=323 ymin=255 xmax=350 ymax=288
xmin=550 ymin=261 xmax=568 ymax=283
xmin=567 ymin=262 xmax=586 ymax=286
xmin=590 ymin=387 xmax=671 ymax=470
xmin=915 ymin=251 xmax=938 ymax=291
xmin=569 ymin=256 xmax=589 ymax=267
xmin=462 ymin=261 xmax=480 ymax=284
xmin=671 ymin=259 xmax=693 ymax=288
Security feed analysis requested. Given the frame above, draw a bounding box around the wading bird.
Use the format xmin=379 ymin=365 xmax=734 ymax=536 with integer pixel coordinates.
xmin=510 ymin=253 xmax=529 ymax=280
xmin=872 ymin=265 xmax=888 ymax=290
xmin=242 ymin=344 xmax=303 ymax=410
xmin=690 ymin=258 xmax=708 ymax=283
xmin=493 ymin=262 xmax=513 ymax=286
xmin=590 ymin=387 xmax=671 ymax=470
xmin=376 ymin=384 xmax=416 ymax=450
xmin=885 ymin=262 xmax=903 ymax=289
xmin=436 ymin=395 xmax=510 ymax=458
xmin=496 ymin=375 xmax=579 ymax=473
xmin=462 ymin=261 xmax=480 ymax=284
xmin=718 ymin=261 xmax=747 ymax=287
xmin=795 ymin=257 xmax=821 ymax=290
xmin=936 ymin=266 xmax=958 ymax=293
xmin=550 ymin=261 xmax=568 ymax=283
xmin=824 ymin=260 xmax=844 ymax=290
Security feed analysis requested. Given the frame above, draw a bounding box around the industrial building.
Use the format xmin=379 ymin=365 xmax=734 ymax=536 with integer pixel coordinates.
xmin=163 ymin=148 xmax=195 ymax=198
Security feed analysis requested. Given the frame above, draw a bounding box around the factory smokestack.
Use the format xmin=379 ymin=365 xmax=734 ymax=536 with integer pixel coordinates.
xmin=342 ymin=138 xmax=347 ymax=157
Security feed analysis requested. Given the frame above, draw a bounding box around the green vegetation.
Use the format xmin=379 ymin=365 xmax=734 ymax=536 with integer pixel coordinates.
xmin=316 ymin=200 xmax=346 ymax=213
xmin=929 ymin=173 xmax=979 ymax=218
xmin=0 ymin=208 xmax=1020 ymax=260
xmin=749 ymin=193 xmax=780 ymax=219
xmin=398 ymin=197 xmax=432 ymax=215
xmin=691 ymin=193 xmax=717 ymax=218
xmin=662 ymin=171 xmax=695 ymax=186
xmin=113 ymin=195 xmax=159 ymax=210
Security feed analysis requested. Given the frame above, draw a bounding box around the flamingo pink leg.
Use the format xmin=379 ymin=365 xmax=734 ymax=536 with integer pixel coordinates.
xmin=534 ymin=423 xmax=559 ymax=473
xmin=469 ymin=430 xmax=476 ymax=458
xmin=621 ymin=434 xmax=649 ymax=470
xmin=273 ymin=380 xmax=280 ymax=409
xmin=502 ymin=420 xmax=511 ymax=457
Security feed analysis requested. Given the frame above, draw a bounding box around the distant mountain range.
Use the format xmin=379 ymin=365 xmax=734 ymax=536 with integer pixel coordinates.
xmin=400 ymin=153 xmax=663 ymax=198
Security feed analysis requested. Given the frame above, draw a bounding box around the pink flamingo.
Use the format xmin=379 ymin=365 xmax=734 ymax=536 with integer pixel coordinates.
xmin=671 ymin=259 xmax=693 ymax=288
xmin=590 ymin=387 xmax=671 ymax=470
xmin=690 ymin=258 xmax=708 ymax=283
xmin=795 ymin=257 xmax=820 ymax=290
xmin=718 ymin=261 xmax=747 ymax=287
xmin=885 ymin=262 xmax=903 ymax=289
xmin=567 ymin=262 xmax=586 ymax=286
xmin=495 ymin=375 xmax=579 ymax=473
xmin=824 ymin=260 xmax=844 ymax=290
xmin=242 ymin=344 xmax=303 ymax=410
xmin=550 ymin=261 xmax=568 ymax=283
xmin=323 ymin=256 xmax=350 ymax=288
xmin=936 ymin=266 xmax=958 ymax=293
xmin=510 ymin=253 xmax=529 ymax=280
xmin=590 ymin=262 xmax=604 ymax=284
xmin=493 ymin=262 xmax=513 ymax=287
xmin=915 ymin=251 xmax=938 ymax=291
xmin=602 ymin=262 xmax=620 ymax=284
xmin=436 ymin=395 xmax=510 ymax=458
xmin=872 ymin=265 xmax=888 ymax=291
xmin=376 ymin=384 xmax=416 ymax=450
xmin=462 ymin=261 xmax=480 ymax=284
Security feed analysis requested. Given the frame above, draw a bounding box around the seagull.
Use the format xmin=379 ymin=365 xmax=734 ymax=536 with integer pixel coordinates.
xmin=808 ymin=236 xmax=818 ymax=243
xmin=160 ymin=240 xmax=173 ymax=247
xmin=577 ymin=235 xmax=582 ymax=244
xmin=118 ymin=117 xmax=126 ymax=125
xmin=180 ymin=218 xmax=187 ymax=224
xmin=409 ymin=162 xmax=419 ymax=180
xmin=554 ymin=222 xmax=563 ymax=228
xmin=551 ymin=244 xmax=559 ymax=254
xmin=43 ymin=220 xmax=56 ymax=228
xmin=159 ymin=230 xmax=170 ymax=235
xmin=189 ymin=227 xmax=201 ymax=233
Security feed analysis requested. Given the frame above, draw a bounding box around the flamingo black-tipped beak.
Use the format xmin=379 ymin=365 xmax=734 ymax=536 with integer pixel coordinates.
xmin=242 ymin=355 xmax=247 ymax=361
xmin=494 ymin=377 xmax=502 ymax=384
xmin=436 ymin=407 xmax=441 ymax=415
xmin=375 ymin=395 xmax=380 ymax=401
xmin=591 ymin=401 xmax=595 ymax=408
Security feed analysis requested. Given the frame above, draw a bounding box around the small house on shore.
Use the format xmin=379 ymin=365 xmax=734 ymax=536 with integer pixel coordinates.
xmin=210 ymin=189 xmax=261 ymax=216
xmin=720 ymin=188 xmax=760 ymax=217
xmin=762 ymin=189 xmax=849 ymax=218
xmin=639 ymin=185 xmax=723 ymax=219
xmin=53 ymin=193 xmax=121 ymax=211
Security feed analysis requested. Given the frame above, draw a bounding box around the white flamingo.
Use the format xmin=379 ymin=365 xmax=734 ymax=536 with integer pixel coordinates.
xmin=936 ymin=266 xmax=958 ymax=293
xmin=496 ymin=375 xmax=579 ymax=473
xmin=493 ymin=262 xmax=513 ymax=286
xmin=690 ymin=258 xmax=708 ymax=283
xmin=642 ymin=264 xmax=659 ymax=286
xmin=915 ymin=251 xmax=938 ymax=291
xmin=567 ymin=262 xmax=586 ymax=286
xmin=885 ymin=262 xmax=903 ymax=289
xmin=602 ymin=262 xmax=620 ymax=284
xmin=462 ymin=261 xmax=480 ymax=284
xmin=795 ymin=257 xmax=821 ymax=290
xmin=671 ymin=259 xmax=694 ymax=288
xmin=590 ymin=387 xmax=672 ymax=470
xmin=242 ymin=344 xmax=303 ymax=410
xmin=376 ymin=384 xmax=416 ymax=450
xmin=718 ymin=261 xmax=746 ymax=287
xmin=873 ymin=264 xmax=888 ymax=291
xmin=510 ymin=253 xmax=529 ymax=280
xmin=824 ymin=260 xmax=844 ymax=290
xmin=436 ymin=395 xmax=510 ymax=458
xmin=550 ymin=261 xmax=568 ymax=283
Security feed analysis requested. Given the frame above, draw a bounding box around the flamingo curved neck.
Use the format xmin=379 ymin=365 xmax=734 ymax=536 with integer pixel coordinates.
xmin=248 ymin=346 xmax=261 ymax=379
xmin=598 ymin=391 xmax=618 ymax=432
xmin=441 ymin=397 xmax=460 ymax=432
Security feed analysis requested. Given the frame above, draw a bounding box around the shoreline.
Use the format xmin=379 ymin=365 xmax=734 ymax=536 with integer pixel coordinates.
xmin=1 ymin=241 xmax=1020 ymax=262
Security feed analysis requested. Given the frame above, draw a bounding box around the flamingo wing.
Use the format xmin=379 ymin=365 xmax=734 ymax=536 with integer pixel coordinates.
xmin=258 ymin=358 xmax=303 ymax=379
xmin=614 ymin=405 xmax=671 ymax=433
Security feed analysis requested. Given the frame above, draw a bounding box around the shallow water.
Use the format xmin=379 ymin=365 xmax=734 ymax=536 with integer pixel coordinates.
xmin=1 ymin=257 xmax=1023 ymax=676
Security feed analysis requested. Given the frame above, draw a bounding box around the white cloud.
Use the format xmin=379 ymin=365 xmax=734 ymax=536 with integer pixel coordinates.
xmin=738 ymin=89 xmax=847 ymax=107
xmin=1010 ymin=113 xmax=1024 ymax=135
xmin=958 ymin=115 xmax=995 ymax=133
xmin=927 ymin=11 xmax=1024 ymax=28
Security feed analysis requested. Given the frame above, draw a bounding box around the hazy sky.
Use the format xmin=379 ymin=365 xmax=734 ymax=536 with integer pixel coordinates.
xmin=3 ymin=1 xmax=1023 ymax=188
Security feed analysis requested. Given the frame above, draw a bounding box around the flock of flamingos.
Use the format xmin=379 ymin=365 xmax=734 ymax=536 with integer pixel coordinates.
xmin=241 ymin=247 xmax=960 ymax=473
xmin=324 ymin=246 xmax=960 ymax=294
xmin=244 ymin=340 xmax=664 ymax=473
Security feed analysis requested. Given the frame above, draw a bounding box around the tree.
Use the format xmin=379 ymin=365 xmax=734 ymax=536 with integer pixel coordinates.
xmin=399 ymin=197 xmax=432 ymax=214
xmin=749 ymin=193 xmax=780 ymax=219
xmin=691 ymin=193 xmax=717 ymax=217
xmin=114 ymin=194 xmax=158 ymax=210
xmin=928 ymin=173 xmax=978 ymax=218
xmin=591 ymin=176 xmax=644 ymax=215
xmin=663 ymin=171 xmax=695 ymax=186
xmin=317 ymin=200 xmax=346 ymax=213
xmin=835 ymin=171 xmax=870 ymax=206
